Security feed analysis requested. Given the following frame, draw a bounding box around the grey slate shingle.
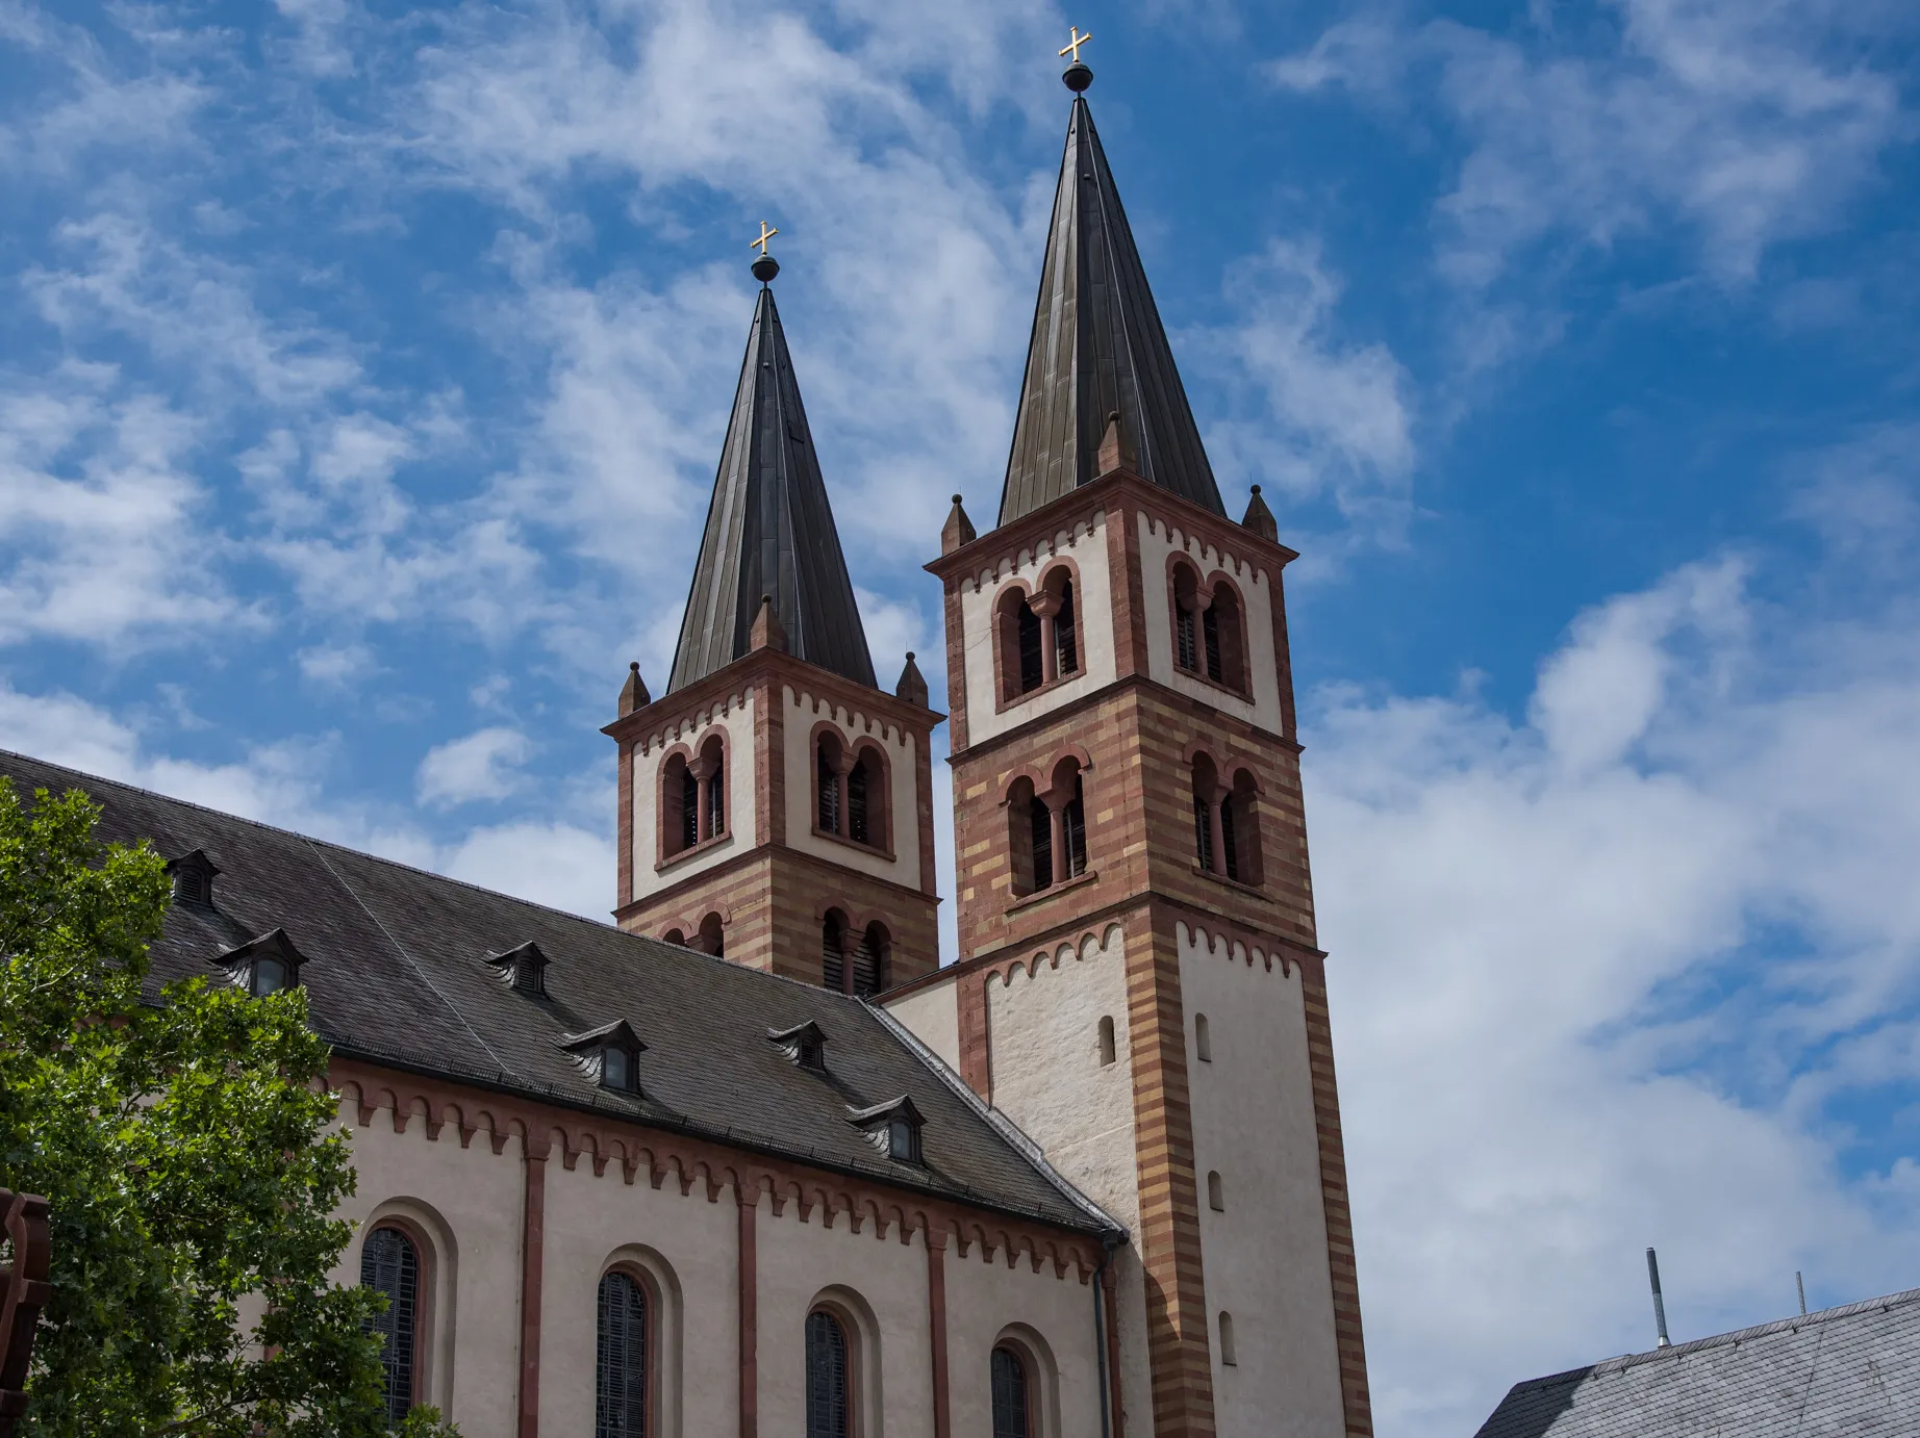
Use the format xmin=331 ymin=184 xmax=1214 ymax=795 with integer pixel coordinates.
xmin=1 ymin=750 xmax=1114 ymax=1237
xmin=1474 ymin=1287 xmax=1920 ymax=1438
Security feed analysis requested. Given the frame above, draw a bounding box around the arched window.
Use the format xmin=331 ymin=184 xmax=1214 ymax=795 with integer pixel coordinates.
xmin=662 ymin=737 xmax=726 ymax=859
xmin=1097 ymin=1015 xmax=1116 ymax=1067
xmin=805 ymin=1309 xmax=852 ymax=1438
xmin=991 ymin=1345 xmax=1031 ymax=1438
xmin=846 ymin=745 xmax=887 ymax=850
xmin=698 ymin=733 xmax=727 ymax=840
xmin=1059 ymin=770 xmax=1087 ymax=880
xmin=1053 ymin=580 xmax=1078 ymax=677
xmin=817 ymin=734 xmax=843 ymax=835
xmin=1207 ymin=1170 xmax=1225 ymax=1212
xmin=1219 ymin=1311 xmax=1237 ymax=1367
xmin=661 ymin=928 xmax=685 ymax=948
xmin=596 ymin=1270 xmax=649 ymax=1438
xmin=821 ymin=911 xmax=847 ymax=993
xmin=1173 ymin=562 xmax=1201 ymax=673
xmin=1206 ymin=583 xmax=1247 ymax=691
xmin=852 ymin=922 xmax=889 ymax=997
xmin=697 ymin=912 xmax=724 ymax=960
xmin=1226 ymin=769 xmax=1263 ymax=886
xmin=1007 ymin=776 xmax=1045 ymax=897
xmin=360 ymin=1226 xmax=421 ymax=1424
xmin=1195 ymin=1012 xmax=1212 ymax=1063
xmin=995 ymin=585 xmax=1049 ymax=700
xmin=1191 ymin=753 xmax=1221 ymax=874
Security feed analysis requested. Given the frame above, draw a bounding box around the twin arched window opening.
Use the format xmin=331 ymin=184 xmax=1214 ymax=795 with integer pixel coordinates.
xmin=1172 ymin=562 xmax=1247 ymax=694
xmin=821 ymin=910 xmax=891 ymax=997
xmin=1190 ymin=754 xmax=1262 ymax=887
xmin=816 ymin=732 xmax=888 ymax=852
xmin=1008 ymin=758 xmax=1089 ymax=898
xmin=662 ymin=734 xmax=727 ymax=860
xmin=999 ymin=568 xmax=1079 ymax=701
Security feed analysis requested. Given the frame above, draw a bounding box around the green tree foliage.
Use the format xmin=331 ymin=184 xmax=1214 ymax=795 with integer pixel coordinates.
xmin=0 ymin=780 xmax=457 ymax=1438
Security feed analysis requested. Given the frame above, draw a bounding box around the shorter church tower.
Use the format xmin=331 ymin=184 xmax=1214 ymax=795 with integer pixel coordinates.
xmin=604 ymin=243 xmax=941 ymax=992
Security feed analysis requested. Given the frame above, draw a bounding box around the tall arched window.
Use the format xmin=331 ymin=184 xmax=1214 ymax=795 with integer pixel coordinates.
xmin=662 ymin=737 xmax=726 ymax=859
xmin=1206 ymin=583 xmax=1247 ymax=691
xmin=698 ymin=733 xmax=727 ymax=840
xmin=697 ymin=912 xmax=724 ymax=960
xmin=1007 ymin=776 xmax=1046 ymax=897
xmin=996 ymin=585 xmax=1048 ymax=699
xmin=991 ymin=1345 xmax=1032 ymax=1438
xmin=1191 ymin=753 xmax=1221 ymax=874
xmin=821 ymin=911 xmax=848 ymax=993
xmin=596 ymin=1270 xmax=649 ymax=1438
xmin=805 ymin=1309 xmax=852 ymax=1438
xmin=1225 ymin=769 xmax=1263 ymax=886
xmin=1059 ymin=770 xmax=1087 ymax=880
xmin=845 ymin=745 xmax=888 ymax=850
xmin=360 ymin=1226 xmax=421 ymax=1425
xmin=1173 ymin=562 xmax=1201 ymax=673
xmin=1053 ymin=580 xmax=1078 ymax=677
xmin=817 ymin=735 xmax=843 ymax=835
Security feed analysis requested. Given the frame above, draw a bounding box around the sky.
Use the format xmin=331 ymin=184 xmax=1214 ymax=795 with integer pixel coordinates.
xmin=2 ymin=0 xmax=1918 ymax=1432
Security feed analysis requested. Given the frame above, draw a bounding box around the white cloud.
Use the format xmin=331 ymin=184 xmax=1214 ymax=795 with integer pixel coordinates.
xmin=297 ymin=641 xmax=380 ymax=689
xmin=1313 ymin=526 xmax=1920 ymax=1432
xmin=439 ymin=819 xmax=615 ymax=923
xmin=1273 ymin=0 xmax=1906 ymax=288
xmin=416 ymin=725 xmax=534 ymax=807
xmin=1198 ymin=239 xmax=1417 ymax=547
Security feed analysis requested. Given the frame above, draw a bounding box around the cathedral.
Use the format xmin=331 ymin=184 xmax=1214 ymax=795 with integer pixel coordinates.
xmin=1 ymin=52 xmax=1371 ymax=1438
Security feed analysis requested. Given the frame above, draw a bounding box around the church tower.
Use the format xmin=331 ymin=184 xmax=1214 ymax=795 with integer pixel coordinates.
xmin=605 ymin=243 xmax=941 ymax=992
xmin=886 ymin=52 xmax=1373 ymax=1438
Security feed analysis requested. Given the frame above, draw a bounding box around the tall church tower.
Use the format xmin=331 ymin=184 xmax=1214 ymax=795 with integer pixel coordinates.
xmin=885 ymin=55 xmax=1373 ymax=1438
xmin=605 ymin=245 xmax=941 ymax=992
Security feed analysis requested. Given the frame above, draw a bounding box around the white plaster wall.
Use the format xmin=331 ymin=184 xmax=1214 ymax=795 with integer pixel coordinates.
xmin=981 ymin=925 xmax=1151 ymax=1438
xmin=539 ymin=1156 xmax=741 ymax=1438
xmin=1135 ymin=512 xmax=1285 ymax=735
xmin=782 ymin=685 xmax=922 ymax=890
xmin=943 ymin=1245 xmax=1105 ymax=1438
xmin=1179 ymin=924 xmax=1346 ymax=1438
xmin=335 ymin=1103 xmax=528 ymax=1438
xmin=630 ymin=691 xmax=758 ymax=905
xmin=959 ymin=511 xmax=1116 ymax=746
xmin=883 ymin=976 xmax=962 ymax=1074
xmin=754 ymin=1205 xmax=936 ymax=1438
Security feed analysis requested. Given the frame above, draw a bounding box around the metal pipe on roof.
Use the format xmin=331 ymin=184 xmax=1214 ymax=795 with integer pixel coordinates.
xmin=1648 ymin=1247 xmax=1672 ymax=1348
xmin=1798 ymin=1270 xmax=1808 ymax=1316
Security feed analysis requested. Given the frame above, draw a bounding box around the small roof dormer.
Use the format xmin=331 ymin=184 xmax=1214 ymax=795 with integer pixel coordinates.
xmin=214 ymin=928 xmax=304 ymax=999
xmin=767 ymin=1019 xmax=829 ymax=1073
xmin=165 ymin=848 xmax=221 ymax=908
xmin=847 ymin=1094 xmax=925 ymax=1166
xmin=558 ymin=1019 xmax=647 ymax=1095
xmin=484 ymin=940 xmax=551 ymax=998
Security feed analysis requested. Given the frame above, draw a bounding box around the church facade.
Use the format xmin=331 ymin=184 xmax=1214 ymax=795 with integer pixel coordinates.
xmin=4 ymin=63 xmax=1370 ymax=1438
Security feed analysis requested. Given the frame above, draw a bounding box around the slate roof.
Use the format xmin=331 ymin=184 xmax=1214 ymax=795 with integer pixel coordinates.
xmin=667 ymin=279 xmax=875 ymax=694
xmin=0 ymin=751 xmax=1112 ymax=1236
xmin=997 ymin=94 xmax=1225 ymax=528
xmin=1474 ymin=1287 xmax=1920 ymax=1438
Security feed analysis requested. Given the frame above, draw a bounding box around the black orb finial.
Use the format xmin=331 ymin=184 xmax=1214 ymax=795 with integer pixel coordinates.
xmin=1063 ymin=61 xmax=1093 ymax=92
xmin=751 ymin=253 xmax=780 ymax=284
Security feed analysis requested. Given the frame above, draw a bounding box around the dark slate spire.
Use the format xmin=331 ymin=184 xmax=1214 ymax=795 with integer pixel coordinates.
xmin=997 ymin=86 xmax=1225 ymax=527
xmin=667 ymin=264 xmax=875 ymax=693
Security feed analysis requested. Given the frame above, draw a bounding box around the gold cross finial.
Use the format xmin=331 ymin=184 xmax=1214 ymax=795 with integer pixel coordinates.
xmin=751 ymin=221 xmax=779 ymax=256
xmin=1059 ymin=25 xmax=1093 ymax=63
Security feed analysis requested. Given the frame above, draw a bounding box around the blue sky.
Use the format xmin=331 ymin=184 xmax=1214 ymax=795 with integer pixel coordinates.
xmin=3 ymin=1 xmax=1918 ymax=1432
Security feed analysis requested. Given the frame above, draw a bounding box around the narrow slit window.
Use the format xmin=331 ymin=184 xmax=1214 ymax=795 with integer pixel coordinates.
xmin=707 ymin=766 xmax=725 ymax=838
xmin=817 ymin=747 xmax=840 ymax=834
xmin=680 ymin=766 xmax=699 ymax=851
xmin=1220 ymin=794 xmax=1240 ymax=880
xmin=1219 ymin=1311 xmax=1237 ymax=1366
xmin=1098 ymin=1015 xmax=1116 ymax=1067
xmin=1196 ymin=1013 xmax=1212 ymax=1063
xmin=848 ymin=757 xmax=870 ymax=845
xmin=1061 ymin=774 xmax=1088 ymax=879
xmin=1203 ymin=603 xmax=1223 ymax=683
xmin=1176 ymin=602 xmax=1198 ymax=672
xmin=1193 ymin=791 xmax=1214 ymax=872
xmin=1208 ymin=1170 xmax=1225 ymax=1212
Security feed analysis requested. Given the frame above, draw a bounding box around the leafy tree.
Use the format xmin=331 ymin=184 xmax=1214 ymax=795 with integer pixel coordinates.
xmin=0 ymin=780 xmax=457 ymax=1438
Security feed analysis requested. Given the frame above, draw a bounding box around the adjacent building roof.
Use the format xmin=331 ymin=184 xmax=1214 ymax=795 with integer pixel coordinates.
xmin=997 ymin=95 xmax=1225 ymax=528
xmin=1474 ymin=1287 xmax=1920 ymax=1438
xmin=667 ymin=281 xmax=875 ymax=694
xmin=0 ymin=750 xmax=1110 ymax=1235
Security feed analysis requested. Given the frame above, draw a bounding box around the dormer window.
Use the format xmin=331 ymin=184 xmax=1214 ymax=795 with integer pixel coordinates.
xmin=485 ymin=940 xmax=551 ymax=997
xmin=214 ymin=928 xmax=305 ymax=998
xmin=847 ymin=1096 xmax=925 ymax=1165
xmin=165 ymin=849 xmax=221 ymax=908
xmin=768 ymin=1020 xmax=828 ymax=1072
xmin=558 ymin=1019 xmax=647 ymax=1095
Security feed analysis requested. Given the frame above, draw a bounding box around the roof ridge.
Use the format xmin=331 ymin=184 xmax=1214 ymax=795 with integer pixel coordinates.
xmin=1512 ymin=1284 xmax=1920 ymax=1391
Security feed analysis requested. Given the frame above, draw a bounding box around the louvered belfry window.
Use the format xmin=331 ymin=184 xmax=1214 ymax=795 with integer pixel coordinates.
xmin=1202 ymin=603 xmax=1224 ymax=683
xmin=1055 ymin=583 xmax=1079 ymax=675
xmin=1220 ymin=793 xmax=1240 ymax=881
xmin=680 ymin=767 xmax=699 ymax=851
xmin=1029 ymin=798 xmax=1053 ymax=891
xmin=595 ymin=1271 xmax=648 ymax=1438
xmin=847 ymin=757 xmax=870 ymax=845
xmin=818 ymin=748 xmax=840 ymax=833
xmin=360 ymin=1226 xmax=420 ymax=1425
xmin=1017 ymin=600 xmax=1044 ymax=692
xmin=1176 ymin=602 xmax=1198 ymax=671
xmin=707 ymin=766 xmax=725 ymax=838
xmin=991 ymin=1346 xmax=1031 ymax=1438
xmin=822 ymin=915 xmax=847 ymax=993
xmin=1193 ymin=792 xmax=1214 ymax=872
xmin=852 ymin=925 xmax=885 ymax=997
xmin=805 ymin=1309 xmax=851 ymax=1438
xmin=1061 ymin=775 xmax=1088 ymax=879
